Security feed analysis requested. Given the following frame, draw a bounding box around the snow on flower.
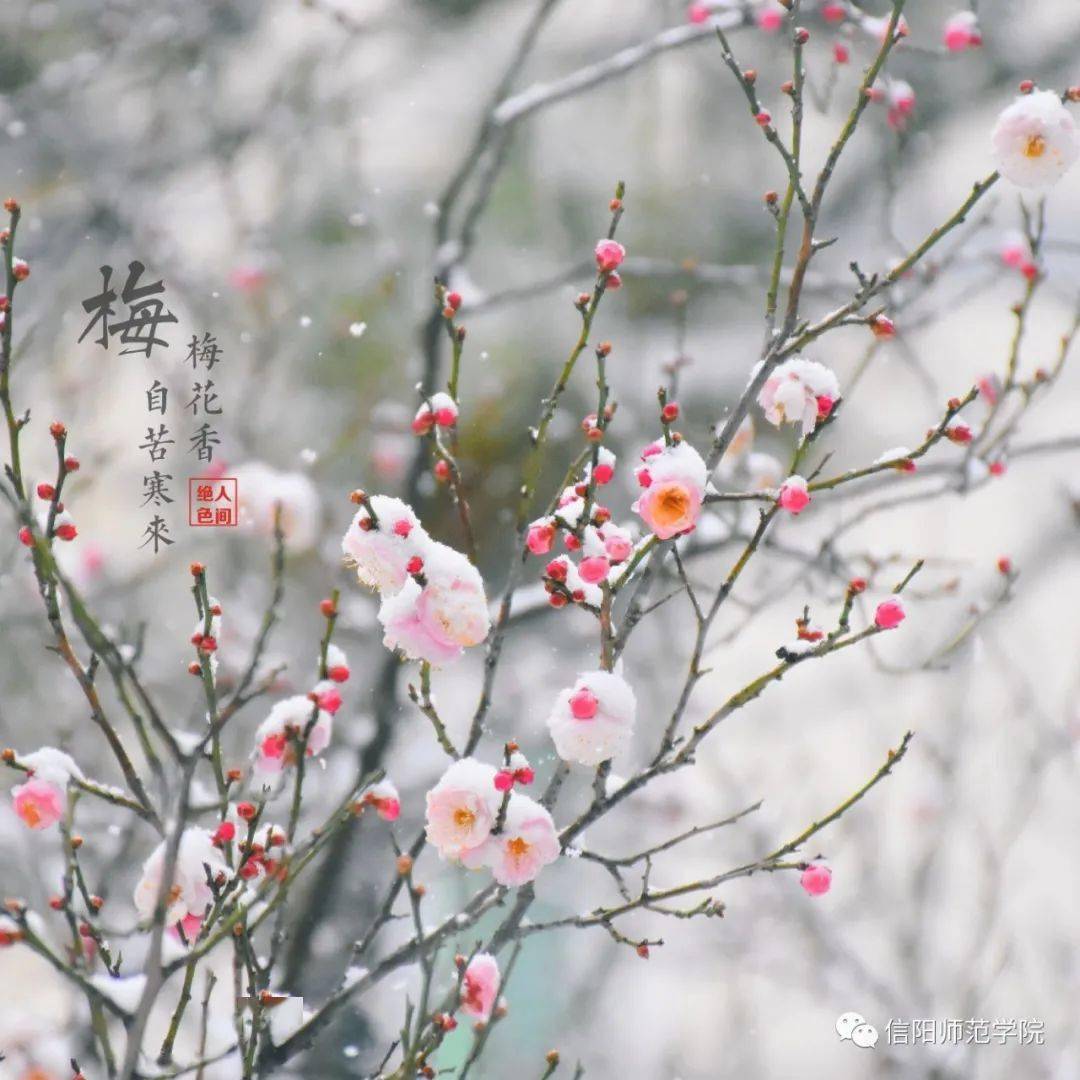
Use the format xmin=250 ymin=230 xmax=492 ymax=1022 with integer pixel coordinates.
xmin=992 ymin=90 xmax=1080 ymax=189
xmin=863 ymin=12 xmax=909 ymax=42
xmin=586 ymin=447 xmax=616 ymax=486
xmin=943 ymin=10 xmax=980 ymax=52
xmin=342 ymin=494 xmax=430 ymax=594
xmin=234 ymin=463 xmax=321 ymax=553
xmin=10 ymin=748 xmax=82 ymax=831
xmin=632 ymin=439 xmax=707 ymax=540
xmin=253 ymin=695 xmax=333 ymax=778
xmin=547 ymin=670 xmax=637 ymax=767
xmin=325 ymin=643 xmax=350 ymax=683
xmin=800 ymin=863 xmax=832 ymax=896
xmin=364 ymin=778 xmax=402 ymax=821
xmin=526 ymin=517 xmax=557 ymax=556
xmin=875 ymin=446 xmax=916 ymax=472
xmin=412 ymin=391 xmax=459 ymax=435
xmin=377 ymin=541 xmax=490 ymax=666
xmin=460 ymin=953 xmax=501 ymax=1021
xmin=886 ymin=79 xmax=916 ymax=131
xmin=425 ymin=758 xmax=499 ymax=860
xmin=133 ymin=828 xmax=228 ymax=926
xmin=312 ymin=679 xmax=343 ymax=714
xmin=756 ymin=357 xmax=840 ymax=436
xmin=462 ymin=791 xmax=560 ymax=887
xmin=778 ymin=475 xmax=811 ymax=514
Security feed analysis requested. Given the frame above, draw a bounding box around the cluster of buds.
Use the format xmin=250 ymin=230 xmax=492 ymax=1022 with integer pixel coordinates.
xmin=594 ymin=238 xmax=625 ymax=291
xmin=412 ymin=391 xmax=459 ymax=435
xmin=494 ymin=742 xmax=534 ymax=792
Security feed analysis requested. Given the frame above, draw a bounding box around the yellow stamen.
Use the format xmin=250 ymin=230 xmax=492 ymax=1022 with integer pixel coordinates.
xmin=1023 ymin=134 xmax=1046 ymax=158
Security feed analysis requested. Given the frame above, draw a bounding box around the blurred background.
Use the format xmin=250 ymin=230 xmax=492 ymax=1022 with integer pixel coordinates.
xmin=1 ymin=0 xmax=1080 ymax=1077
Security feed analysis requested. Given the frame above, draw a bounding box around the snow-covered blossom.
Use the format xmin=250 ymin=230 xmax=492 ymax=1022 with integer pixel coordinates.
xmin=377 ymin=541 xmax=490 ymax=665
xmin=312 ymin=679 xmax=343 ymax=714
xmin=10 ymin=748 xmax=82 ymax=831
xmin=874 ymin=597 xmax=906 ymax=629
xmin=363 ymin=778 xmax=401 ymax=821
xmin=863 ymin=12 xmax=909 ymax=42
xmin=942 ymin=10 xmax=981 ymax=52
xmin=778 ymin=475 xmax=811 ymax=515
xmin=496 ymin=751 xmax=535 ymax=791
xmin=875 ymin=447 xmax=916 ymax=472
xmin=587 ymin=447 xmax=616 ymax=486
xmin=253 ymin=695 xmax=333 ymax=777
xmin=341 ymin=495 xmax=430 ymax=594
xmin=133 ymin=828 xmax=228 ymax=926
xmin=461 ymin=791 xmax=560 ymax=887
xmin=800 ymin=863 xmax=832 ymax=896
xmin=992 ymin=90 xmax=1080 ymax=189
xmin=234 ymin=463 xmax=321 ymax=553
xmin=632 ymin=439 xmax=708 ymax=540
xmin=886 ymin=80 xmax=916 ymax=131
xmin=425 ymin=758 xmax=499 ymax=860
xmin=325 ymin=643 xmax=350 ymax=683
xmin=460 ymin=953 xmax=501 ymax=1021
xmin=526 ymin=518 xmax=557 ymax=556
xmin=757 ymin=357 xmax=840 ymax=436
xmin=412 ymin=392 xmax=459 ymax=435
xmin=547 ymin=670 xmax=637 ymax=767
xmin=594 ymin=521 xmax=633 ymax=565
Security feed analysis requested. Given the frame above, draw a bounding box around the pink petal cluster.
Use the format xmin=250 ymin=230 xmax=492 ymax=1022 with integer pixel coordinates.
xmin=364 ymin=778 xmax=402 ymax=821
xmin=594 ymin=239 xmax=625 ymax=274
xmin=253 ymin=695 xmax=334 ymax=778
xmin=886 ymin=79 xmax=916 ymax=131
xmin=874 ymin=597 xmax=906 ymax=629
xmin=342 ymin=494 xmax=430 ymax=594
xmin=778 ymin=475 xmax=811 ymax=515
xmin=800 ymin=863 xmax=832 ymax=896
xmin=632 ymin=439 xmax=708 ymax=540
xmin=325 ymin=642 xmax=350 ymax=683
xmin=461 ymin=793 xmax=560 ymax=887
xmin=10 ymin=747 xmax=81 ymax=831
xmin=547 ymin=670 xmax=637 ymax=767
xmin=460 ymin=953 xmax=501 ymax=1021
xmin=756 ymin=1 xmax=785 ymax=33
xmin=992 ymin=90 xmax=1080 ymax=189
xmin=757 ymin=357 xmax=840 ymax=436
xmin=133 ymin=828 xmax=228 ymax=926
xmin=377 ymin=541 xmax=490 ymax=666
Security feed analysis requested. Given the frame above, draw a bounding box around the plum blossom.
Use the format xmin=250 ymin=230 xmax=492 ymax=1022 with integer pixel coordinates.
xmin=943 ymin=10 xmax=981 ymax=52
xmin=778 ymin=475 xmax=811 ymax=515
xmin=594 ymin=239 xmax=625 ymax=273
xmin=133 ymin=828 xmax=228 ymax=926
xmin=342 ymin=495 xmax=430 ymax=594
xmin=526 ymin=517 xmax=557 ymax=556
xmin=253 ymin=695 xmax=333 ymax=778
xmin=800 ymin=863 xmax=832 ymax=896
xmin=992 ymin=90 xmax=1080 ymax=189
xmin=547 ymin=670 xmax=637 ymax=766
xmin=863 ymin=12 xmax=909 ymax=41
xmin=363 ymin=779 xmax=401 ymax=821
xmin=632 ymin=439 xmax=708 ymax=540
xmin=460 ymin=953 xmax=501 ymax=1021
xmin=412 ymin=392 xmax=459 ymax=435
xmin=234 ymin=463 xmax=321 ymax=553
xmin=377 ymin=541 xmax=490 ymax=666
xmin=325 ymin=643 xmax=350 ymax=683
xmin=462 ymin=791 xmax=560 ymax=887
xmin=756 ymin=0 xmax=785 ymax=33
xmin=874 ymin=597 xmax=906 ymax=629
xmin=875 ymin=446 xmax=916 ymax=472
xmin=757 ymin=357 xmax=840 ymax=436
xmin=886 ymin=80 xmax=916 ymax=131
xmin=425 ymin=758 xmax=499 ymax=860
xmin=586 ymin=447 xmax=616 ymax=486
xmin=10 ymin=748 xmax=82 ymax=831
xmin=312 ymin=679 xmax=342 ymax=714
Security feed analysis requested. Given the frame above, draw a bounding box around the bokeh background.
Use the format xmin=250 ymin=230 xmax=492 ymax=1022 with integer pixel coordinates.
xmin=2 ymin=1 xmax=1080 ymax=1077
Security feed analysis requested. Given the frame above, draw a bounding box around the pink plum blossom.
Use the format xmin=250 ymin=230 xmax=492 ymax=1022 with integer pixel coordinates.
xmin=992 ymin=90 xmax=1080 ymax=189
xmin=425 ymin=758 xmax=499 ymax=860
xmin=312 ymin=679 xmax=343 ymax=714
xmin=886 ymin=80 xmax=916 ymax=131
xmin=526 ymin=519 xmax=556 ymax=555
xmin=632 ymin=440 xmax=708 ymax=540
xmin=133 ymin=828 xmax=228 ymax=926
xmin=460 ymin=953 xmax=501 ymax=1021
xmin=757 ymin=357 xmax=840 ymax=436
xmin=12 ymin=777 xmax=66 ymax=831
xmin=756 ymin=1 xmax=784 ymax=33
xmin=462 ymin=792 xmax=560 ymax=887
xmin=253 ymin=695 xmax=333 ymax=777
xmin=342 ymin=495 xmax=430 ymax=594
xmin=594 ymin=239 xmax=625 ymax=273
xmin=943 ymin=10 xmax=980 ymax=52
xmin=687 ymin=2 xmax=709 ymax=25
xmin=800 ymin=863 xmax=832 ymax=896
xmin=874 ymin=597 xmax=906 ymax=629
xmin=366 ymin=779 xmax=401 ymax=821
xmin=778 ymin=475 xmax=811 ymax=515
xmin=548 ymin=670 xmax=637 ymax=766
xmin=325 ymin=643 xmax=350 ymax=683
xmin=412 ymin=391 xmax=459 ymax=435
xmin=377 ymin=541 xmax=490 ymax=666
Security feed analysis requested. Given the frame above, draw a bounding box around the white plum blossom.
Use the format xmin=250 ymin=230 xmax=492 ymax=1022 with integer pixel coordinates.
xmin=992 ymin=90 xmax=1080 ymax=189
xmin=547 ymin=670 xmax=637 ymax=766
xmin=756 ymin=357 xmax=840 ymax=436
xmin=133 ymin=828 xmax=227 ymax=926
xmin=341 ymin=495 xmax=430 ymax=594
xmin=234 ymin=463 xmax=321 ymax=553
xmin=377 ymin=540 xmax=490 ymax=665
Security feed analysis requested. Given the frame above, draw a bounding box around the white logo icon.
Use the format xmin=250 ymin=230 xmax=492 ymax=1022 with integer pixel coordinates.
xmin=836 ymin=1012 xmax=878 ymax=1049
